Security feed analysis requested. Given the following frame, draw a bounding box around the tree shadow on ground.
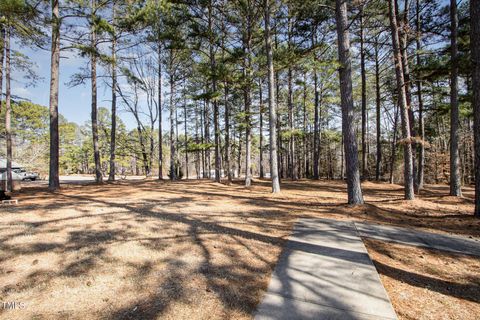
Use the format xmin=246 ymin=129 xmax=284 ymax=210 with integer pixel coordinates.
xmin=0 ymin=179 xmax=478 ymax=319
xmin=0 ymin=182 xmax=292 ymax=319
xmin=372 ymin=260 xmax=480 ymax=303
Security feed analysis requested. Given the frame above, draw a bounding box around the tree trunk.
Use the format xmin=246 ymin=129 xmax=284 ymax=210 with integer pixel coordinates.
xmin=335 ymin=0 xmax=364 ymax=204
xmin=169 ymin=66 xmax=177 ymax=180
xmin=313 ymin=28 xmax=320 ymax=180
xmin=149 ymin=108 xmax=154 ymax=174
xmin=340 ymin=137 xmax=344 ymax=180
xmin=224 ymin=82 xmax=232 ymax=182
xmin=302 ymin=73 xmax=307 ymax=178
xmin=287 ymin=11 xmax=296 ymax=180
xmin=158 ymin=43 xmax=163 ymax=180
xmin=48 ymin=0 xmax=61 ymax=190
xmin=244 ymin=7 xmax=252 ymax=187
xmin=259 ymin=79 xmax=264 ymax=179
xmin=137 ymin=125 xmax=149 ymax=175
xmin=5 ymin=27 xmax=12 ymax=192
xmin=200 ymin=102 xmax=205 ymax=178
xmin=388 ymin=0 xmax=414 ymax=200
xmin=264 ymin=0 xmax=280 ymax=193
xmin=313 ymin=68 xmax=320 ymax=179
xmin=204 ymin=97 xmax=211 ymax=178
xmin=360 ymin=6 xmax=368 ymax=179
xmin=416 ymin=0 xmax=425 ymax=190
xmin=108 ymin=2 xmax=117 ymax=182
xmin=449 ymin=0 xmax=462 ymax=196
xmin=221 ymin=15 xmax=232 ymax=183
xmin=287 ymin=66 xmax=295 ymax=180
xmin=471 ymin=0 xmax=480 ymax=217
xmin=195 ymin=103 xmax=200 ymax=178
xmin=237 ymin=130 xmax=242 ymax=178
xmin=399 ymin=0 xmax=418 ymax=192
xmin=91 ymin=0 xmax=102 ymax=183
xmin=245 ymin=110 xmax=251 ymax=183
xmin=213 ymin=91 xmax=220 ymax=180
xmin=184 ymin=89 xmax=189 ymax=179
xmin=0 ymin=26 xmax=5 ymax=114
xmin=175 ymin=99 xmax=179 ymax=177
xmin=208 ymin=1 xmax=220 ymax=183
xmin=389 ymin=104 xmax=399 ymax=184
xmin=374 ymin=38 xmax=382 ymax=181
xmin=274 ymin=25 xmax=282 ymax=183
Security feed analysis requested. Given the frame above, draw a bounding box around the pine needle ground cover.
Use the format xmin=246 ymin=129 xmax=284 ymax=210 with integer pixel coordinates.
xmin=365 ymin=239 xmax=479 ymax=320
xmin=0 ymin=180 xmax=478 ymax=319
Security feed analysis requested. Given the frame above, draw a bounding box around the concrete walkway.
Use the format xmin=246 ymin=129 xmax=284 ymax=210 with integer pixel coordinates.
xmin=355 ymin=222 xmax=480 ymax=257
xmin=255 ymin=219 xmax=397 ymax=320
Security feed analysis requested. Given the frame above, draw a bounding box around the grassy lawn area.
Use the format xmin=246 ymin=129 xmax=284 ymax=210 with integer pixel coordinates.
xmin=0 ymin=180 xmax=478 ymax=319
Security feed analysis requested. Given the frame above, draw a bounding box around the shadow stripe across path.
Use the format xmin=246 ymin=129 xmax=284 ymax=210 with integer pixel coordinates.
xmin=255 ymin=218 xmax=397 ymax=320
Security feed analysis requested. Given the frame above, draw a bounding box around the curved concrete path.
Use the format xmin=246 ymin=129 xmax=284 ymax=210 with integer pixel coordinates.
xmin=255 ymin=219 xmax=397 ymax=320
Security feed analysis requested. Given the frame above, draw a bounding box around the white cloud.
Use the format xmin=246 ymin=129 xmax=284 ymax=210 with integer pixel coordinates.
xmin=12 ymin=87 xmax=32 ymax=99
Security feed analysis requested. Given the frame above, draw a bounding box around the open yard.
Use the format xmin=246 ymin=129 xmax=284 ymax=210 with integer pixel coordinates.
xmin=1 ymin=179 xmax=479 ymax=319
xmin=1 ymin=0 xmax=479 ymax=318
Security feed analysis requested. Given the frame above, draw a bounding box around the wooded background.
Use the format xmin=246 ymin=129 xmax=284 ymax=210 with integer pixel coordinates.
xmin=0 ymin=0 xmax=479 ymax=214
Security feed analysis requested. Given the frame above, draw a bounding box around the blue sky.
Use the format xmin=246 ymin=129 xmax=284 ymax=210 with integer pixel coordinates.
xmin=14 ymin=43 xmax=140 ymax=129
xmin=12 ymin=41 xmax=169 ymax=130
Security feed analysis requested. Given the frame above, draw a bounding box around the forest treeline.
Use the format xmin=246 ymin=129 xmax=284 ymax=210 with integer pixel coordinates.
xmin=0 ymin=0 xmax=479 ymax=216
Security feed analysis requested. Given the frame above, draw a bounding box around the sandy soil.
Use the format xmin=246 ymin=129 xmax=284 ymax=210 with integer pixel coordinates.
xmin=0 ymin=179 xmax=478 ymax=319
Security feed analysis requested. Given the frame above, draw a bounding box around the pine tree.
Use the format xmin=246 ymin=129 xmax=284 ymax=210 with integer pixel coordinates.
xmin=335 ymin=0 xmax=364 ymax=204
xmin=48 ymin=0 xmax=61 ymax=190
xmin=388 ymin=0 xmax=414 ymax=200
xmin=264 ymin=0 xmax=280 ymax=193
xmin=471 ymin=0 xmax=480 ymax=217
xmin=449 ymin=0 xmax=461 ymax=197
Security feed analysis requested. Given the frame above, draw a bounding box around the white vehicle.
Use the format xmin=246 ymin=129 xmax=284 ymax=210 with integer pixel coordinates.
xmin=0 ymin=170 xmax=24 ymax=181
xmin=13 ymin=169 xmax=39 ymax=181
xmin=0 ymin=158 xmax=38 ymax=181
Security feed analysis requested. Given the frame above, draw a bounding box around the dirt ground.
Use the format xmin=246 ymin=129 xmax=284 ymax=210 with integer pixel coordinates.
xmin=0 ymin=179 xmax=478 ymax=319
